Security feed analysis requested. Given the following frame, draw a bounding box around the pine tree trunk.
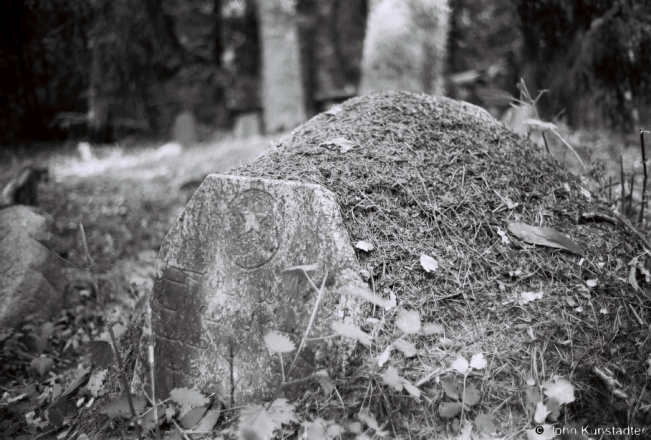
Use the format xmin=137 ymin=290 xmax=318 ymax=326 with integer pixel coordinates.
xmin=255 ymin=0 xmax=306 ymax=133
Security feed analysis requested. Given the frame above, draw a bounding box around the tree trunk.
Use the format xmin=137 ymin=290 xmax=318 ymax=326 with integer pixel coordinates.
xmin=255 ymin=0 xmax=306 ymax=133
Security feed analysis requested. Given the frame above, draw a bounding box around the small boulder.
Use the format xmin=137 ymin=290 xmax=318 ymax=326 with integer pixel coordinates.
xmin=0 ymin=206 xmax=66 ymax=329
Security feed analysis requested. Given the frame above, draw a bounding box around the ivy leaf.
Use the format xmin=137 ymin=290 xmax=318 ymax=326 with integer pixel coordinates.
xmin=170 ymin=387 xmax=210 ymax=408
xmin=263 ymin=331 xmax=295 ymax=354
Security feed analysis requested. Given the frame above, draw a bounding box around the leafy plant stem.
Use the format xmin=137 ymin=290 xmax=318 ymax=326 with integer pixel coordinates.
xmin=266 ymin=269 xmax=328 ymax=410
xmin=146 ymin=310 xmax=161 ymax=440
xmin=460 ymin=370 xmax=469 ymax=423
xmin=79 ymin=222 xmax=143 ymax=440
xmin=638 ymin=129 xmax=649 ymax=225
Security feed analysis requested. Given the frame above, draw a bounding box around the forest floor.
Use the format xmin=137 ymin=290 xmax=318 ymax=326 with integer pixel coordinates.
xmin=0 ymin=119 xmax=649 ymax=440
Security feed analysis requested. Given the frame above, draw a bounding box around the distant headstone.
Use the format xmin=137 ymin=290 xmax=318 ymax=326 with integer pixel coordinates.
xmin=360 ymin=0 xmax=450 ymax=96
xmin=233 ymin=112 xmax=262 ymax=139
xmin=138 ymin=175 xmax=363 ymax=405
xmin=0 ymin=206 xmax=65 ymax=329
xmin=77 ymin=142 xmax=94 ymax=162
xmin=173 ymin=111 xmax=197 ymax=149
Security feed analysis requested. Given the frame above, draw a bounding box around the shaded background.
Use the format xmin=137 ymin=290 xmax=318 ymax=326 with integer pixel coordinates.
xmin=0 ymin=0 xmax=650 ymax=145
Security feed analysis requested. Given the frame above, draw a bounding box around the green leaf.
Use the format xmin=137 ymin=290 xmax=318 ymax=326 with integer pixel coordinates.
xmin=170 ymin=387 xmax=210 ymax=408
xmin=395 ymin=309 xmax=421 ymax=334
xmin=441 ymin=376 xmax=460 ymax=399
xmin=439 ymin=401 xmax=462 ymax=419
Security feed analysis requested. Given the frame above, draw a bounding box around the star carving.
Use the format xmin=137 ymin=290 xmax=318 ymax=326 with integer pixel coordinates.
xmin=241 ymin=210 xmax=263 ymax=233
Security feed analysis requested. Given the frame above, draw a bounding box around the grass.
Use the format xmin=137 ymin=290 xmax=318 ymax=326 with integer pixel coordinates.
xmin=1 ymin=92 xmax=650 ymax=439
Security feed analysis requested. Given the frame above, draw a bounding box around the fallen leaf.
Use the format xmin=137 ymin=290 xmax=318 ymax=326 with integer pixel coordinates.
xmin=451 ymin=356 xmax=469 ymax=375
xmin=170 ymin=388 xmax=210 ymax=407
xmin=331 ymin=321 xmax=371 ymax=346
xmin=520 ymin=290 xmax=544 ymax=304
xmin=420 ymin=254 xmax=438 ymax=272
xmin=439 ymin=401 xmax=462 ymax=419
xmin=469 ymin=353 xmax=487 ymax=370
xmin=355 ymin=241 xmax=374 ymax=252
xmin=395 ymin=309 xmax=421 ymax=334
xmin=507 ymin=222 xmax=583 ymax=255
xmin=534 ymin=401 xmax=550 ymax=423
xmin=319 ymin=137 xmax=358 ymax=153
xmin=393 ymin=338 xmax=417 ymax=358
xmin=99 ymin=395 xmax=146 ymax=419
xmin=543 ymin=377 xmax=575 ymax=404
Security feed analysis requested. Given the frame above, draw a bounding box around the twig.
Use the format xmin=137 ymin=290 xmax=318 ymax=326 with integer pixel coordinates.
xmin=582 ymin=211 xmax=651 ymax=254
xmin=621 ymin=156 xmax=626 ymax=215
xmin=79 ymin=223 xmax=142 ymax=440
xmin=639 ymin=129 xmax=649 ymax=225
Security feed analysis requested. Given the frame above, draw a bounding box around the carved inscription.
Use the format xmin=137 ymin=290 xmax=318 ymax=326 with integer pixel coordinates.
xmin=223 ymin=189 xmax=284 ymax=268
xmin=152 ymin=266 xmax=213 ymax=397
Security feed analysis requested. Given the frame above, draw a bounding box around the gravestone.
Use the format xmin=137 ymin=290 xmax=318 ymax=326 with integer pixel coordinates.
xmin=360 ymin=0 xmax=450 ymax=95
xmin=233 ymin=112 xmax=262 ymax=139
xmin=138 ymin=175 xmax=364 ymax=406
xmin=172 ymin=110 xmax=197 ymax=149
xmin=0 ymin=206 xmax=65 ymax=329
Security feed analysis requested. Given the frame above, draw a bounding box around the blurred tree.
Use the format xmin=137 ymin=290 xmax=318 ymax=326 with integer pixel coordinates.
xmin=0 ymin=0 xmax=91 ymax=143
xmin=255 ymin=0 xmax=306 ymax=132
xmin=516 ymin=0 xmax=651 ymax=130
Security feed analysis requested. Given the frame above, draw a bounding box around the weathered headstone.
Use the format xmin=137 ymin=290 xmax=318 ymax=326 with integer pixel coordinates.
xmin=0 ymin=206 xmax=65 ymax=329
xmin=138 ymin=175 xmax=363 ymax=405
xmin=360 ymin=0 xmax=450 ymax=95
xmin=172 ymin=110 xmax=197 ymax=149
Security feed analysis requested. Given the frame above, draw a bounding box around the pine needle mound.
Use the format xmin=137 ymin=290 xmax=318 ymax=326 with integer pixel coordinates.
xmin=232 ymin=92 xmax=649 ymax=436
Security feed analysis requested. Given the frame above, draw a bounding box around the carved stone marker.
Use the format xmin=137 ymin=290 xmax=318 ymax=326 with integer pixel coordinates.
xmin=140 ymin=175 xmax=363 ymax=406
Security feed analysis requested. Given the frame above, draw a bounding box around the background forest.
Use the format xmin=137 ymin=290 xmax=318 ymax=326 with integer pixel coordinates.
xmin=1 ymin=0 xmax=650 ymax=146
